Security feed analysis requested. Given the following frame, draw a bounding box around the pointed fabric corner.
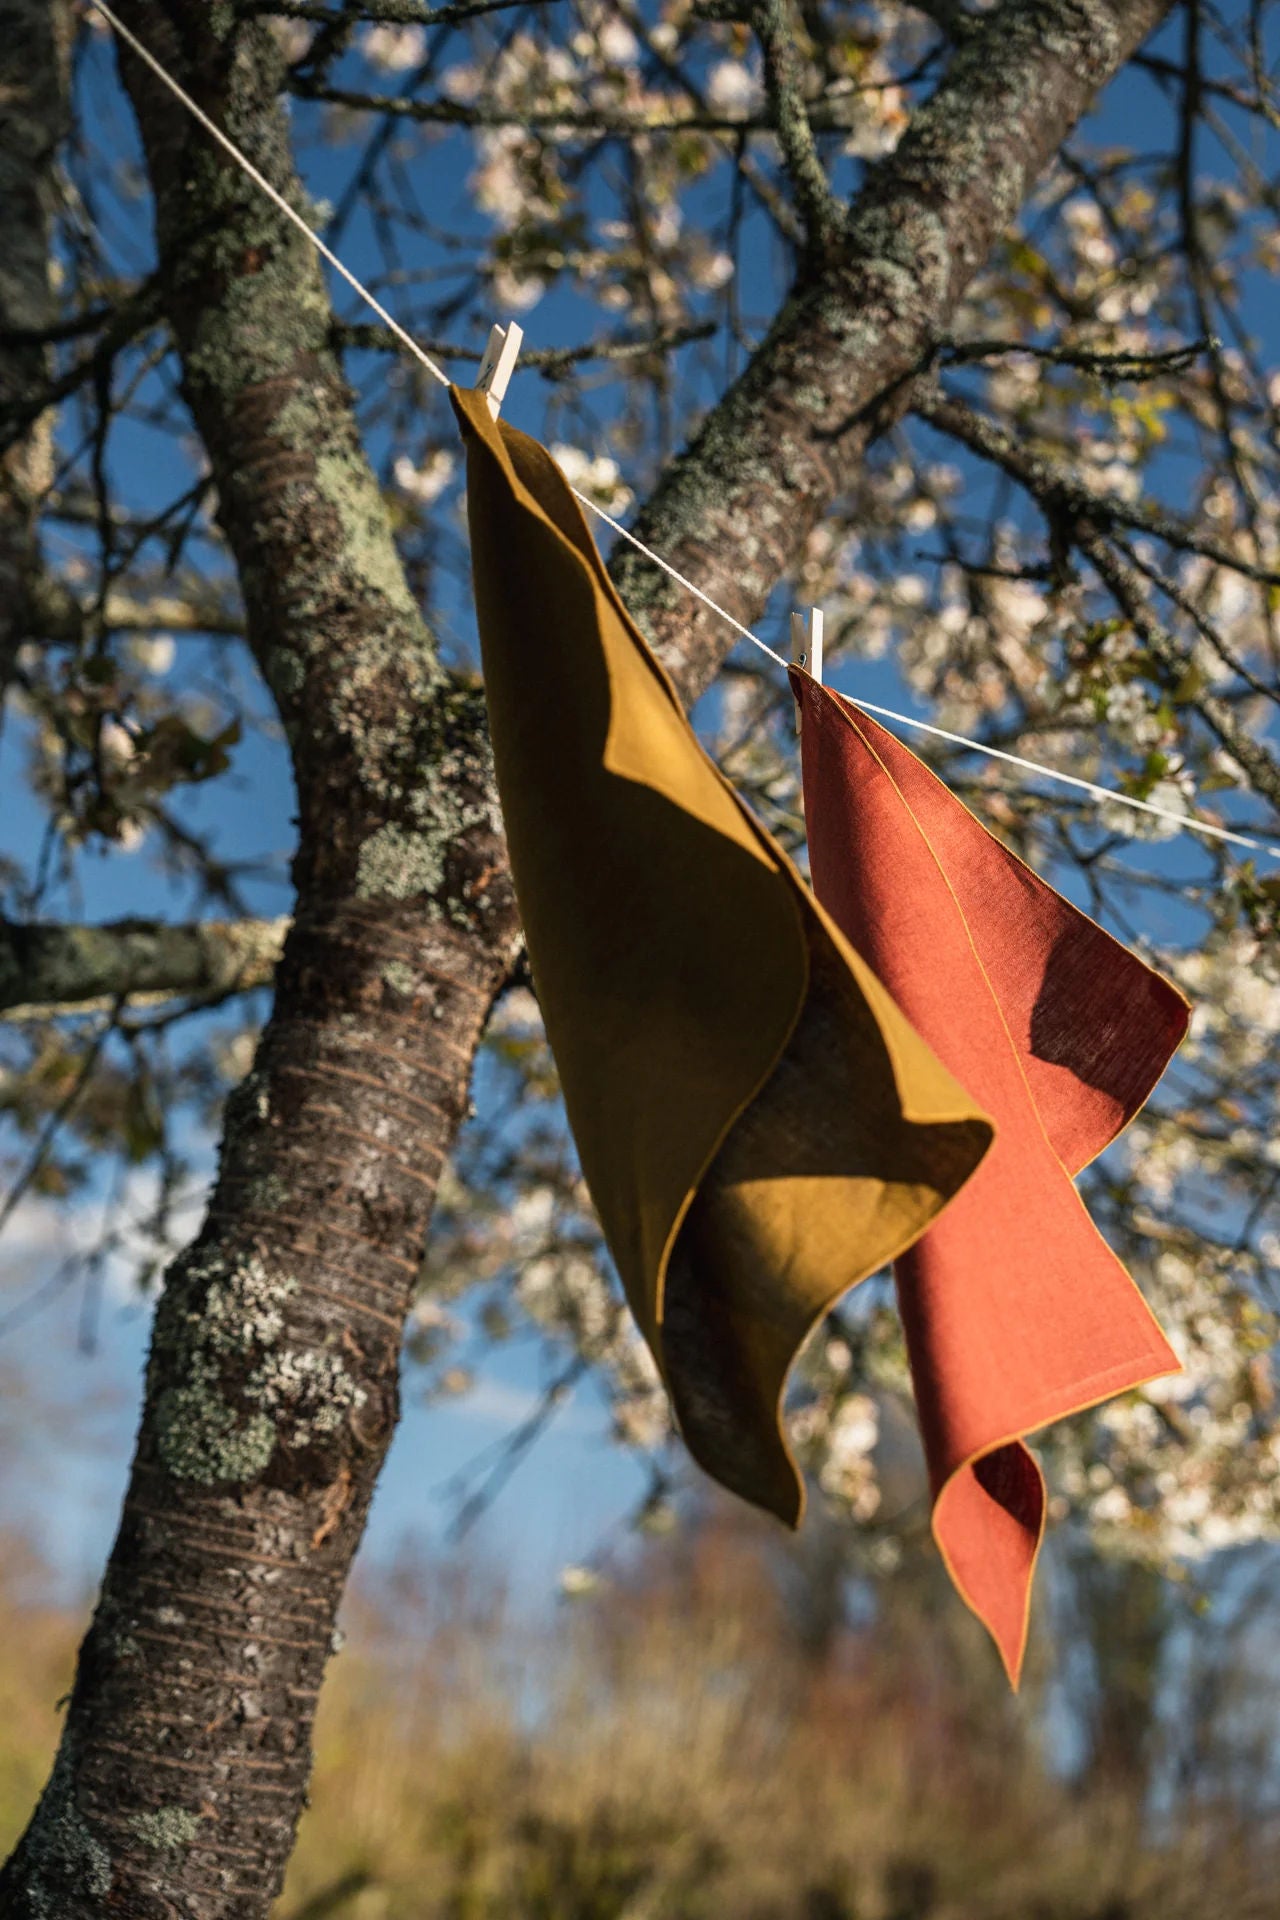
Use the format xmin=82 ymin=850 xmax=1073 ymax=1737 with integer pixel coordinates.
xmin=792 ymin=669 xmax=1189 ymax=1685
xmin=451 ymin=384 xmax=995 ymax=1524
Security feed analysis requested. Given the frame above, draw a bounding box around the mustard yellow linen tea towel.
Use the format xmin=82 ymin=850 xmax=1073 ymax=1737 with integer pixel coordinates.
xmin=452 ymin=384 xmax=992 ymax=1525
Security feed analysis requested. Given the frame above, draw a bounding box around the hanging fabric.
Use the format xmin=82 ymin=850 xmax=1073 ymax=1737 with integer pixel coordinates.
xmin=452 ymin=386 xmax=994 ymax=1524
xmin=791 ymin=668 xmax=1189 ymax=1683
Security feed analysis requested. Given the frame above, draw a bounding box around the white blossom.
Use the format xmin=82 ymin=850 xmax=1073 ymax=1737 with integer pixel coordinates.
xmin=706 ymin=60 xmax=761 ymax=116
xmin=99 ymin=719 xmax=136 ymax=766
xmin=127 ymin=633 xmax=175 ymax=675
xmin=361 ymin=23 xmax=427 ymax=72
xmin=550 ymin=444 xmax=634 ymax=512
xmin=393 ymin=448 xmax=456 ymax=506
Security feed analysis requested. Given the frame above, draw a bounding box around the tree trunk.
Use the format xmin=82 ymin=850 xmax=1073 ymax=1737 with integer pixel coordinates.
xmin=0 ymin=1 xmax=1173 ymax=1913
xmin=0 ymin=8 xmax=521 ymax=1914
xmin=0 ymin=0 xmax=72 ymax=695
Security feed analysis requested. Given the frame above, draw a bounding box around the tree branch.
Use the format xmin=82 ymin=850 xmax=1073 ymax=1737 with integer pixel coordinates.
xmin=753 ymin=0 xmax=841 ymax=257
xmin=0 ymin=278 xmax=165 ymax=462
xmin=606 ymin=0 xmax=1176 ymax=705
xmin=331 ymin=317 xmax=716 ymax=373
xmin=916 ymin=385 xmax=1280 ymax=816
xmin=0 ymin=916 xmax=289 ymax=1018
xmin=917 ymin=382 xmax=1280 ymax=589
xmin=290 ymin=81 xmax=906 ymax=137
xmin=250 ymin=0 xmax=532 ymax=24
xmin=941 ymin=333 xmax=1212 ymax=381
xmin=1083 ymin=535 xmax=1280 ymax=812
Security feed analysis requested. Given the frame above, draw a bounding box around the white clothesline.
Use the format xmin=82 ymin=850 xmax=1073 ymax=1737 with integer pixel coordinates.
xmin=89 ymin=0 xmax=1280 ymax=864
xmin=850 ymin=701 xmax=1280 ymax=858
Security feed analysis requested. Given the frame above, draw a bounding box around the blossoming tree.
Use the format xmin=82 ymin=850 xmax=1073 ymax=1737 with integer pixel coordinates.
xmin=2 ymin=0 xmax=1279 ymax=1912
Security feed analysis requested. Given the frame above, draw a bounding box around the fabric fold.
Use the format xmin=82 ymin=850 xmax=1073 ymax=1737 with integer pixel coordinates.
xmin=452 ymin=385 xmax=993 ymax=1525
xmin=792 ymin=668 xmax=1189 ymax=1685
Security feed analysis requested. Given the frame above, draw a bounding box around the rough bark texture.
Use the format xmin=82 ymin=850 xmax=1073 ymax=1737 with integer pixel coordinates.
xmin=0 ymin=0 xmax=72 ymax=695
xmin=0 ymin=916 xmax=289 ymax=1017
xmin=0 ymin=8 xmax=520 ymax=1916
xmin=0 ymin=1 xmax=1172 ymax=1914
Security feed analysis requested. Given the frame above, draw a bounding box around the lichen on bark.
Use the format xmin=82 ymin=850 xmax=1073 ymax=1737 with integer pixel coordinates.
xmin=150 ymin=1246 xmax=367 ymax=1483
xmin=128 ymin=1808 xmax=202 ymax=1853
xmin=12 ymin=1747 xmax=112 ymax=1919
xmin=150 ymin=1248 xmax=296 ymax=1484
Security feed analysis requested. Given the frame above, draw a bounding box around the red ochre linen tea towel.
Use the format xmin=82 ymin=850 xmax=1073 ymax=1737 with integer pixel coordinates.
xmin=792 ymin=667 xmax=1189 ymax=1685
xmin=453 ymin=383 xmax=994 ymax=1527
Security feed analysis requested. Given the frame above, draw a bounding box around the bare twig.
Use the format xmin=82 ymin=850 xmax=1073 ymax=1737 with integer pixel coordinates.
xmin=916 ymin=386 xmax=1280 ymax=816
xmin=0 ymin=1000 xmax=122 ymax=1238
xmin=941 ymin=335 xmax=1212 ymax=381
xmin=331 ymin=318 xmax=716 ymax=372
xmin=251 ymin=0 xmax=532 ymax=23
xmin=0 ymin=279 xmax=165 ymax=458
xmin=291 ymin=79 xmax=898 ymax=138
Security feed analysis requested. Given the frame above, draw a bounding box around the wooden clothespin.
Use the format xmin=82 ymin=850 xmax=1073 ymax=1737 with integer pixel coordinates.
xmin=476 ymin=320 xmax=524 ymax=419
xmin=791 ymin=607 xmax=824 ymax=684
xmin=791 ymin=607 xmax=824 ymax=733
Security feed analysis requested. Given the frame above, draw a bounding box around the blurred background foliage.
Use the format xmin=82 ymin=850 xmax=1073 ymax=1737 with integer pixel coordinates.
xmin=5 ymin=1499 xmax=1280 ymax=1919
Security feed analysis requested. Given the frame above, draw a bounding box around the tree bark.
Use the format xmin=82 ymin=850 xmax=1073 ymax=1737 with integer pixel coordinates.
xmin=0 ymin=9 xmax=520 ymax=1916
xmin=0 ymin=0 xmax=72 ymax=697
xmin=0 ymin=1 xmax=1173 ymax=1914
xmin=0 ymin=916 xmax=288 ymax=1017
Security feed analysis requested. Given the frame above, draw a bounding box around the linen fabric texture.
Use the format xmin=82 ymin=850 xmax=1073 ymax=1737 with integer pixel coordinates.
xmin=454 ymin=381 xmax=1186 ymax=1688
xmin=453 ymin=384 xmax=991 ymax=1530
xmin=792 ymin=669 xmax=1189 ymax=1683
